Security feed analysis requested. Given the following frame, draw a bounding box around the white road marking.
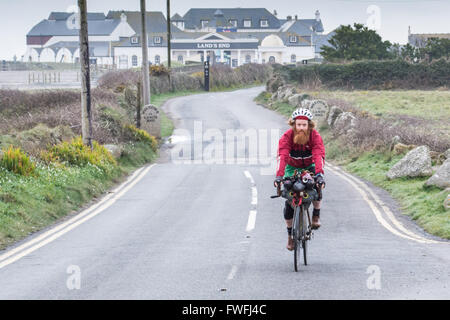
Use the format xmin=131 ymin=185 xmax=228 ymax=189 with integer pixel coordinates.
xmin=326 ymin=164 xmax=445 ymax=244
xmin=227 ymin=265 xmax=239 ymax=280
xmin=246 ymin=210 xmax=257 ymax=232
xmin=0 ymin=164 xmax=157 ymax=270
xmin=244 ymin=170 xmax=255 ymax=184
xmin=251 ymin=187 xmax=258 ymax=205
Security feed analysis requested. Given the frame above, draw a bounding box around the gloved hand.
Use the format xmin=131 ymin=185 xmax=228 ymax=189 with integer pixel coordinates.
xmin=315 ymin=173 xmax=325 ymax=189
xmin=274 ymin=176 xmax=283 ymax=188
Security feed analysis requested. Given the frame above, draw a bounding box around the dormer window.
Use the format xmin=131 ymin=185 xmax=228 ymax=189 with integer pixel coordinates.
xmin=154 ymin=36 xmax=162 ymax=44
xmin=229 ymin=19 xmax=237 ymax=27
xmin=244 ymin=19 xmax=252 ymax=28
xmin=289 ymin=35 xmax=297 ymax=43
xmin=131 ymin=36 xmax=139 ymax=44
xmin=201 ymin=20 xmax=209 ymax=28
xmin=260 ymin=19 xmax=268 ymax=27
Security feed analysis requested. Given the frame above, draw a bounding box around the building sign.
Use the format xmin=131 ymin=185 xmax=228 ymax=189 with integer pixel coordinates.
xmin=197 ymin=43 xmax=231 ymax=49
xmin=172 ymin=42 xmax=258 ymax=50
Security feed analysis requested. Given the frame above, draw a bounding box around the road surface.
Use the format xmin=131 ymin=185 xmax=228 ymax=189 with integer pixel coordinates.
xmin=0 ymin=87 xmax=448 ymax=299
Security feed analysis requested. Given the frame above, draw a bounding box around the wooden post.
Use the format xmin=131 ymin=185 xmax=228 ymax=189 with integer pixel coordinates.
xmin=78 ymin=0 xmax=93 ymax=148
xmin=140 ymin=0 xmax=151 ymax=106
xmin=167 ymin=0 xmax=171 ymax=68
xmin=136 ymin=81 xmax=142 ymax=128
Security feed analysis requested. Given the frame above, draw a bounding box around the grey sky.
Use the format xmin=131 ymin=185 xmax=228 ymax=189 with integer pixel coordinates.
xmin=0 ymin=0 xmax=449 ymax=60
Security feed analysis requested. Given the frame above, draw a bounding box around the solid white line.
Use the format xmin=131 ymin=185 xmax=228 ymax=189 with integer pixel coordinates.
xmin=227 ymin=265 xmax=239 ymax=280
xmin=246 ymin=210 xmax=257 ymax=232
xmin=0 ymin=164 xmax=156 ymax=270
xmin=0 ymin=166 xmax=146 ymax=264
xmin=327 ymin=163 xmax=445 ymax=244
xmin=325 ymin=164 xmax=440 ymax=244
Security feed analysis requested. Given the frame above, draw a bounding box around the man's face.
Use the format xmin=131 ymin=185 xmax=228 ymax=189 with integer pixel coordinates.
xmin=293 ymin=119 xmax=310 ymax=145
xmin=295 ymin=119 xmax=309 ymax=133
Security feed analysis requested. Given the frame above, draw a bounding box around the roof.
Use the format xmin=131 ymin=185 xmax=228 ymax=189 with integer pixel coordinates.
xmin=27 ymin=18 xmax=120 ymax=36
xmin=171 ymin=13 xmax=183 ymax=21
xmin=182 ymin=8 xmax=280 ymax=30
xmin=286 ymin=20 xmax=314 ymax=35
xmin=48 ymin=12 xmax=106 ymax=21
xmin=313 ymin=31 xmax=336 ymax=53
xmin=106 ymin=11 xmax=181 ymax=34
xmin=298 ymin=19 xmax=324 ymax=33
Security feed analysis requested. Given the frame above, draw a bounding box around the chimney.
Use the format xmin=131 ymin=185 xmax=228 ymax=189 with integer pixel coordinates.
xmin=287 ymin=15 xmax=292 ymax=21
xmin=295 ymin=15 xmax=298 ymax=21
xmin=408 ymin=26 xmax=411 ymax=36
xmin=273 ymin=9 xmax=277 ymax=16
xmin=315 ymin=10 xmax=320 ymax=21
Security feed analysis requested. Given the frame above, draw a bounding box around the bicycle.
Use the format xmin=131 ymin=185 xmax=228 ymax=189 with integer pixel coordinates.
xmin=271 ymin=170 xmax=322 ymax=272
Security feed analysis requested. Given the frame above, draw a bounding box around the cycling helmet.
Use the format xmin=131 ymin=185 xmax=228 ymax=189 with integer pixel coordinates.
xmin=291 ymin=108 xmax=313 ymax=121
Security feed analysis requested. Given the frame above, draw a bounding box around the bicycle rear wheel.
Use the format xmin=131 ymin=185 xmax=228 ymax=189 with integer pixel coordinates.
xmin=293 ymin=206 xmax=301 ymax=272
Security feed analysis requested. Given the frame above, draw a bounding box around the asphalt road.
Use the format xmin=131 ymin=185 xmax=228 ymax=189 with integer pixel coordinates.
xmin=0 ymin=87 xmax=448 ymax=299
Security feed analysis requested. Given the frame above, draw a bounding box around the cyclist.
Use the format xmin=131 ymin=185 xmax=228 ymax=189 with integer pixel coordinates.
xmin=274 ymin=108 xmax=326 ymax=251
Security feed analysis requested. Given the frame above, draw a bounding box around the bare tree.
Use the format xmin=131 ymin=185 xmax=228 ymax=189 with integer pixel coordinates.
xmin=78 ymin=0 xmax=93 ymax=148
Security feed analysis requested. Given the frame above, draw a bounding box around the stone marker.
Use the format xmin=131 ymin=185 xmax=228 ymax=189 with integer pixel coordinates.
xmin=141 ymin=104 xmax=161 ymax=139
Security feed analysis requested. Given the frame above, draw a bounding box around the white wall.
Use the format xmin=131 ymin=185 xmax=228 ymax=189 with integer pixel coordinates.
xmin=114 ymin=47 xmax=168 ymax=68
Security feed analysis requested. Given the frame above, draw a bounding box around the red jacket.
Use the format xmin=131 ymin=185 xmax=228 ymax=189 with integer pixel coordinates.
xmin=276 ymin=128 xmax=326 ymax=177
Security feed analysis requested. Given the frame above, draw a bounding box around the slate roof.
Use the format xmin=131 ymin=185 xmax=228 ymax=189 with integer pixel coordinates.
xmin=27 ymin=18 xmax=120 ymax=36
xmin=182 ymin=8 xmax=280 ymax=30
xmin=106 ymin=11 xmax=181 ymax=34
xmin=313 ymin=31 xmax=336 ymax=53
xmin=48 ymin=12 xmax=106 ymax=21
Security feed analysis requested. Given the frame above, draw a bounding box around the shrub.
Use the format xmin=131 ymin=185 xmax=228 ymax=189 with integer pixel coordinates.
xmin=0 ymin=145 xmax=36 ymax=176
xmin=150 ymin=65 xmax=170 ymax=76
xmin=280 ymin=59 xmax=450 ymax=89
xmin=41 ymin=136 xmax=117 ymax=170
xmin=123 ymin=124 xmax=158 ymax=151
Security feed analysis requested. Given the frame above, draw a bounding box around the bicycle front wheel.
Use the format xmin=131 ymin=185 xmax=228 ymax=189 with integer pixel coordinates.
xmin=293 ymin=205 xmax=301 ymax=272
xmin=302 ymin=206 xmax=308 ymax=265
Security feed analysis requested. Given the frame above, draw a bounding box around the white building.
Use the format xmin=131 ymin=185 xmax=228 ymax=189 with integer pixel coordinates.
xmin=25 ymin=8 xmax=334 ymax=68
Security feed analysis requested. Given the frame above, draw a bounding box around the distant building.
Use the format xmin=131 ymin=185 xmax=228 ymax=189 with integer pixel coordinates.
xmin=25 ymin=8 xmax=335 ymax=68
xmin=408 ymin=26 xmax=450 ymax=48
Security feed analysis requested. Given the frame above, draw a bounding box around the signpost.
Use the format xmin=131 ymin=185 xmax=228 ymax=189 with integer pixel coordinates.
xmin=204 ymin=60 xmax=210 ymax=92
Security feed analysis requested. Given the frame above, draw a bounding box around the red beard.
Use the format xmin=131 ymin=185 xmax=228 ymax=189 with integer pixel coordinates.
xmin=294 ymin=129 xmax=310 ymax=145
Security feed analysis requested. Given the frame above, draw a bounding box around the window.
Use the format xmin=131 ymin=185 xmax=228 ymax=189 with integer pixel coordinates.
xmin=132 ymin=55 xmax=138 ymax=67
xmin=245 ymin=55 xmax=251 ymax=63
xmin=155 ymin=55 xmax=160 ymax=65
xmin=131 ymin=36 xmax=139 ymax=44
xmin=244 ymin=19 xmax=252 ymax=28
xmin=232 ymin=59 xmax=238 ymax=67
xmin=291 ymin=54 xmax=296 ymax=63
xmin=177 ymin=55 xmax=184 ymax=63
xmin=154 ymin=36 xmax=162 ymax=44
xmin=260 ymin=19 xmax=268 ymax=27
xmin=201 ymin=20 xmax=209 ymax=28
xmin=269 ymin=56 xmax=275 ymax=63
xmin=289 ymin=35 xmax=297 ymax=43
xmin=229 ymin=19 xmax=237 ymax=27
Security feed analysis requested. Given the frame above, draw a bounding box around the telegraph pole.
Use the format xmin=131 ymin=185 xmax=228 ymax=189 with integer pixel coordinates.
xmin=140 ymin=0 xmax=151 ymax=105
xmin=167 ymin=0 xmax=171 ymax=68
xmin=78 ymin=0 xmax=93 ymax=148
